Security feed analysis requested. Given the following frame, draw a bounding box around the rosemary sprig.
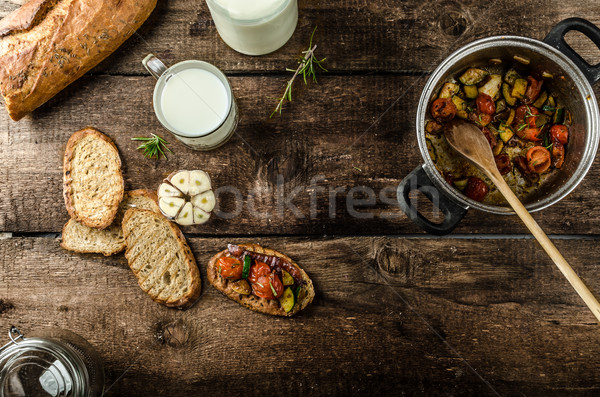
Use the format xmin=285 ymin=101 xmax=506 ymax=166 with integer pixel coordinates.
xmin=131 ymin=133 xmax=172 ymax=159
xmin=270 ymin=26 xmax=327 ymax=117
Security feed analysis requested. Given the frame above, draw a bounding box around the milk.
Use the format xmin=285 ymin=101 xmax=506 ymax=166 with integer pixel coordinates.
xmin=206 ymin=0 xmax=298 ymax=55
xmin=160 ymin=68 xmax=229 ymax=137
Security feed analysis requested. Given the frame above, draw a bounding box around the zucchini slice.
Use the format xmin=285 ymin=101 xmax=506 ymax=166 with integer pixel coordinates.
xmin=511 ymin=78 xmax=528 ymax=99
xmin=279 ymin=287 xmax=296 ymax=313
xmin=459 ymin=68 xmax=488 ymax=85
xmin=498 ymin=124 xmax=514 ymax=143
xmin=451 ymin=95 xmax=468 ymax=119
xmin=502 ymin=83 xmax=517 ymax=106
xmin=503 ymin=68 xmax=521 ymax=85
xmin=463 ymin=85 xmax=479 ymax=99
xmin=282 ymin=270 xmax=294 ymax=286
xmin=532 ymin=91 xmax=548 ymax=108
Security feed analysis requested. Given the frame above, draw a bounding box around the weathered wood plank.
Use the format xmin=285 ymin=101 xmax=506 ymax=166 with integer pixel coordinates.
xmin=1 ymin=236 xmax=600 ymax=395
xmin=1 ymin=75 xmax=600 ymax=235
xmin=0 ymin=0 xmax=599 ymax=74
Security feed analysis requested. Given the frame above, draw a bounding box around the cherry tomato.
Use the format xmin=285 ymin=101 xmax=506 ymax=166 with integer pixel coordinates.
xmin=517 ymin=127 xmax=541 ymax=142
xmin=552 ymin=141 xmax=565 ymax=169
xmin=464 ymin=177 xmax=488 ymax=202
xmin=513 ymin=156 xmax=530 ymax=176
xmin=526 ymin=146 xmax=551 ymax=173
xmin=514 ymin=105 xmax=539 ymax=129
xmin=217 ymin=257 xmax=243 ymax=280
xmin=550 ymin=125 xmax=569 ymax=145
xmin=252 ymin=273 xmax=283 ymax=300
xmin=494 ymin=154 xmax=512 ymax=175
xmin=476 ymin=93 xmax=496 ymax=115
xmin=524 ymin=76 xmax=543 ymax=104
xmin=248 ymin=262 xmax=271 ymax=284
xmin=430 ymin=98 xmax=457 ymax=122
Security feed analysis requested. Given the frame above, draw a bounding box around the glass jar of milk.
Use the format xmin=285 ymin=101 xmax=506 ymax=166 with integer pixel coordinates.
xmin=143 ymin=54 xmax=238 ymax=151
xmin=205 ymin=0 xmax=298 ymax=55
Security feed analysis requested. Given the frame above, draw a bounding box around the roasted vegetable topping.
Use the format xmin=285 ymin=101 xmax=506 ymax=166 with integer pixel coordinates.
xmin=427 ymin=62 xmax=571 ymax=203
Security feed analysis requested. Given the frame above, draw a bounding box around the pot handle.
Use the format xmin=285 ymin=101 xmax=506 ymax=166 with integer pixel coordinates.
xmin=543 ymin=18 xmax=600 ymax=85
xmin=397 ymin=165 xmax=468 ymax=235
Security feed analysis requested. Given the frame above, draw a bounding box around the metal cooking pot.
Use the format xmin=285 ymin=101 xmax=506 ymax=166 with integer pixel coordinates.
xmin=397 ymin=18 xmax=600 ymax=235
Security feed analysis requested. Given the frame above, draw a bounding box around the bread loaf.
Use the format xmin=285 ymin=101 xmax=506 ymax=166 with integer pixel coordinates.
xmin=0 ymin=0 xmax=157 ymax=120
xmin=122 ymin=208 xmax=202 ymax=309
xmin=63 ymin=127 xmax=124 ymax=229
xmin=61 ymin=189 xmax=160 ymax=256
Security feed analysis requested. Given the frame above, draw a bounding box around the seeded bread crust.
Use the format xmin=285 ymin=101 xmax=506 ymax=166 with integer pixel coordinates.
xmin=122 ymin=208 xmax=202 ymax=309
xmin=61 ymin=189 xmax=159 ymax=256
xmin=0 ymin=0 xmax=157 ymax=120
xmin=63 ymin=127 xmax=124 ymax=229
xmin=207 ymin=244 xmax=315 ymax=317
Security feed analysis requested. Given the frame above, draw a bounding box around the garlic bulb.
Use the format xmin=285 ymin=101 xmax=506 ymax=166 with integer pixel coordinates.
xmin=157 ymin=170 xmax=216 ymax=225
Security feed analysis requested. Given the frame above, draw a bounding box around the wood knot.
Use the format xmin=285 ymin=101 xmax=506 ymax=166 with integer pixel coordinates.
xmin=155 ymin=319 xmax=190 ymax=348
xmin=375 ymin=245 xmax=425 ymax=285
xmin=0 ymin=299 xmax=14 ymax=315
xmin=437 ymin=5 xmax=470 ymax=37
xmin=190 ymin=10 xmax=214 ymax=37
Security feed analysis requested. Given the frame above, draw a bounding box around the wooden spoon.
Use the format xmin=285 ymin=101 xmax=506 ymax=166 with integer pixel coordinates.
xmin=445 ymin=120 xmax=600 ymax=323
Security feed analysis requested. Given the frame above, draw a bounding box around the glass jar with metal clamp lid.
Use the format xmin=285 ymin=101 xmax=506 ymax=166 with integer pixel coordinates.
xmin=0 ymin=326 xmax=104 ymax=397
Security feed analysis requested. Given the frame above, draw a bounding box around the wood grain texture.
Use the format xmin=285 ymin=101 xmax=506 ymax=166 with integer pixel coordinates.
xmin=1 ymin=236 xmax=600 ymax=395
xmin=1 ymin=74 xmax=599 ymax=235
xmin=0 ymin=0 xmax=599 ymax=74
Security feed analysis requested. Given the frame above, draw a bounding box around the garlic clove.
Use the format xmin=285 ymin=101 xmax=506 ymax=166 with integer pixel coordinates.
xmin=188 ymin=170 xmax=212 ymax=195
xmin=170 ymin=171 xmax=190 ymax=195
xmin=191 ymin=190 xmax=216 ymax=213
xmin=159 ymin=197 xmax=185 ymax=218
xmin=193 ymin=206 xmax=210 ymax=224
xmin=158 ymin=182 xmax=183 ymax=198
xmin=176 ymin=202 xmax=194 ymax=226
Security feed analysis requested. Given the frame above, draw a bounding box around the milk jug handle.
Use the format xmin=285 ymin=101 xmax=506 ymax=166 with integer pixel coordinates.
xmin=142 ymin=54 xmax=168 ymax=80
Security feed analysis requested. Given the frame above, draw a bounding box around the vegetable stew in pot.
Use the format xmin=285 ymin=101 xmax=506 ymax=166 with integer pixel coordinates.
xmin=425 ymin=58 xmax=572 ymax=204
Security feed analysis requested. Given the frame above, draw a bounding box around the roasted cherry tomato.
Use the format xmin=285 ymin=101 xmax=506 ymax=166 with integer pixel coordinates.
xmin=517 ymin=127 xmax=541 ymax=142
xmin=252 ymin=272 xmax=284 ymax=300
xmin=476 ymin=93 xmax=496 ymax=115
xmin=217 ymin=257 xmax=243 ymax=280
xmin=494 ymin=154 xmax=512 ymax=175
xmin=430 ymin=98 xmax=457 ymax=122
xmin=524 ymin=76 xmax=543 ymax=104
xmin=552 ymin=141 xmax=565 ymax=169
xmin=464 ymin=177 xmax=488 ymax=202
xmin=514 ymin=105 xmax=539 ymax=129
xmin=248 ymin=262 xmax=271 ymax=284
xmin=526 ymin=146 xmax=551 ymax=173
xmin=550 ymin=124 xmax=569 ymax=145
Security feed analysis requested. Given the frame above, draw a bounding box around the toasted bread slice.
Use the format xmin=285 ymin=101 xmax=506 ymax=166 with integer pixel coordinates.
xmin=63 ymin=127 xmax=124 ymax=229
xmin=207 ymin=244 xmax=315 ymax=316
xmin=122 ymin=208 xmax=201 ymax=308
xmin=61 ymin=190 xmax=160 ymax=256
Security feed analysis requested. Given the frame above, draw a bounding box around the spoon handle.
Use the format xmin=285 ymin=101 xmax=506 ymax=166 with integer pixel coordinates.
xmin=488 ymin=171 xmax=600 ymax=323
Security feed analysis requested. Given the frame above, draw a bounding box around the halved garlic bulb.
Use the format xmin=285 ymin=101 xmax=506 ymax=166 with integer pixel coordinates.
xmin=157 ymin=170 xmax=216 ymax=225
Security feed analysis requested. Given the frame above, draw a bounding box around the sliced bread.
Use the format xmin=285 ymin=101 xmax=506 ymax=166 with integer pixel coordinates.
xmin=61 ymin=190 xmax=160 ymax=256
xmin=63 ymin=127 xmax=124 ymax=229
xmin=122 ymin=208 xmax=201 ymax=308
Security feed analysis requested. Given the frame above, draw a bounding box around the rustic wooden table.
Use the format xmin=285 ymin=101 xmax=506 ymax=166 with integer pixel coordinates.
xmin=1 ymin=0 xmax=600 ymax=395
